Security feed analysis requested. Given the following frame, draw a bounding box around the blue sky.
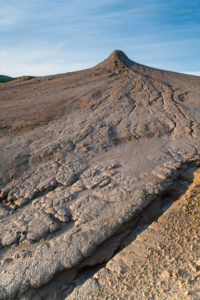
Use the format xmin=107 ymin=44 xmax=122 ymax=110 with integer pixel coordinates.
xmin=0 ymin=0 xmax=200 ymax=76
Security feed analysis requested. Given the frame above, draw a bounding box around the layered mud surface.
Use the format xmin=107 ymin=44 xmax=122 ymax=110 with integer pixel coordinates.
xmin=67 ymin=165 xmax=200 ymax=300
xmin=0 ymin=51 xmax=199 ymax=299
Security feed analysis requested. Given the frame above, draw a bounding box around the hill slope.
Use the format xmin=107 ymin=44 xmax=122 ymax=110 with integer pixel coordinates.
xmin=0 ymin=50 xmax=199 ymax=299
xmin=0 ymin=75 xmax=35 ymax=86
xmin=0 ymin=74 xmax=15 ymax=83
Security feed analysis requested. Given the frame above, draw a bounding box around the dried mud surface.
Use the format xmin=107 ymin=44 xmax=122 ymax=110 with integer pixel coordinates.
xmin=68 ymin=165 xmax=200 ymax=300
xmin=0 ymin=51 xmax=199 ymax=299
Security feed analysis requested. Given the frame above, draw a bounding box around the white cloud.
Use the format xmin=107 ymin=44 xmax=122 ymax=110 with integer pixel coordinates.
xmin=0 ymin=58 xmax=91 ymax=77
xmin=0 ymin=45 xmax=93 ymax=76
xmin=0 ymin=0 xmax=199 ymax=77
xmin=183 ymin=71 xmax=200 ymax=76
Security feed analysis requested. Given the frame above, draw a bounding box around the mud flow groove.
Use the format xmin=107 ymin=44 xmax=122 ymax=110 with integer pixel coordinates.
xmin=0 ymin=50 xmax=200 ymax=299
xmin=21 ymin=161 xmax=200 ymax=300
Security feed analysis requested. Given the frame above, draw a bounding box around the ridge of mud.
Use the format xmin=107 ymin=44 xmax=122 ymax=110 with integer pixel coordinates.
xmin=67 ymin=165 xmax=200 ymax=300
xmin=21 ymin=161 xmax=200 ymax=299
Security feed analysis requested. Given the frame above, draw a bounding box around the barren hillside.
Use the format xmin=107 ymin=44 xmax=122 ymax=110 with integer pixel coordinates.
xmin=0 ymin=50 xmax=199 ymax=299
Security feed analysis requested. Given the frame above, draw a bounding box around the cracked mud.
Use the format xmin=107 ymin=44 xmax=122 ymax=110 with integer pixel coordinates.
xmin=0 ymin=50 xmax=199 ymax=299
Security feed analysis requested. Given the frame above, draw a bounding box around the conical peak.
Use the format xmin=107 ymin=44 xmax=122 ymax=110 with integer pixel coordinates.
xmin=94 ymin=50 xmax=135 ymax=72
xmin=108 ymin=50 xmax=129 ymax=61
xmin=106 ymin=50 xmax=134 ymax=68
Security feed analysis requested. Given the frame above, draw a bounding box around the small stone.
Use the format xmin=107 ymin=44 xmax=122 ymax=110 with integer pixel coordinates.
xmin=45 ymin=207 xmax=56 ymax=214
xmin=196 ymin=259 xmax=200 ymax=266
xmin=0 ymin=206 xmax=9 ymax=217
xmin=2 ymin=232 xmax=19 ymax=246
xmin=55 ymin=214 xmax=70 ymax=223
xmin=82 ymin=146 xmax=89 ymax=152
xmin=56 ymin=207 xmax=70 ymax=216
xmin=98 ymin=177 xmax=111 ymax=187
xmin=160 ymin=270 xmax=170 ymax=280
xmin=16 ymin=198 xmax=28 ymax=206
xmin=56 ymin=173 xmax=77 ymax=186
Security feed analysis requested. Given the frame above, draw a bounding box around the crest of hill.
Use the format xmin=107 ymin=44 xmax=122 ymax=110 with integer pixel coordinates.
xmin=106 ymin=50 xmax=134 ymax=66
xmin=0 ymin=75 xmax=35 ymax=86
xmin=0 ymin=75 xmax=15 ymax=83
xmin=96 ymin=50 xmax=200 ymax=90
xmin=95 ymin=50 xmax=135 ymax=73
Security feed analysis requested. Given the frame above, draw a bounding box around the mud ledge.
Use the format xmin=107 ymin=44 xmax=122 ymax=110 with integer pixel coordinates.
xmin=21 ymin=160 xmax=200 ymax=300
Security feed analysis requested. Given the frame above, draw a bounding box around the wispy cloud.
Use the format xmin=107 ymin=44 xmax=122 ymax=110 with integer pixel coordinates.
xmin=0 ymin=0 xmax=199 ymax=76
xmin=185 ymin=71 xmax=200 ymax=76
xmin=0 ymin=44 xmax=95 ymax=76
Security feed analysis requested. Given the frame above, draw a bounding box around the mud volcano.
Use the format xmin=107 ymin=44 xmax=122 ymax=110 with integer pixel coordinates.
xmin=0 ymin=51 xmax=199 ymax=299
